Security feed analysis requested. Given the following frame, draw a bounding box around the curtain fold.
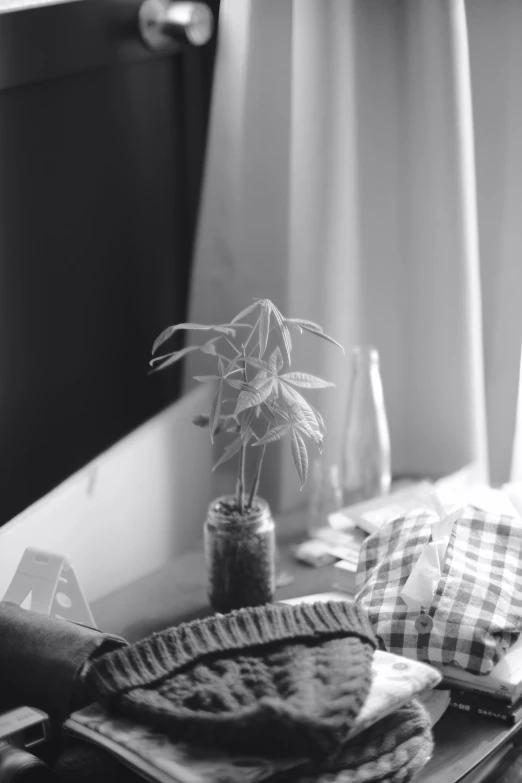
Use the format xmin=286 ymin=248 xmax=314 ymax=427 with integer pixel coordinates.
xmin=185 ymin=0 xmax=293 ymax=505
xmin=187 ymin=0 xmax=519 ymax=511
xmin=466 ymin=0 xmax=522 ymax=484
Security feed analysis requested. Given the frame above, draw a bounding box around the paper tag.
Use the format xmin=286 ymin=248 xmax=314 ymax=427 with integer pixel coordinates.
xmin=400 ymin=540 xmax=443 ymax=610
xmin=400 ymin=494 xmax=465 ymax=612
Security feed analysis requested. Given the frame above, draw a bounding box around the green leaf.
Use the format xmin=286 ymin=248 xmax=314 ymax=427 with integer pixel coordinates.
xmin=243 ymin=356 xmax=272 ymax=372
xmin=268 ymin=347 xmax=284 ymax=375
xmin=277 ymin=381 xmax=323 ymax=446
xmin=149 ymin=344 xmax=201 ymax=372
xmin=285 ymin=318 xmax=345 ymax=353
xmin=258 ymin=301 xmax=271 ymax=358
xmin=280 ymin=372 xmax=335 ymax=389
xmin=234 ymin=373 xmax=274 ymax=416
xmin=225 ymin=379 xmax=257 ymax=391
xmin=212 ymin=433 xmax=246 ymax=471
xmin=192 ymin=415 xmax=209 ymax=427
xmin=149 ymin=337 xmax=221 ymax=373
xmin=252 ymin=423 xmax=291 ymax=447
xmin=266 ymin=399 xmax=292 ymax=421
xmin=231 ymin=301 xmax=261 ymax=323
xmin=309 ymin=403 xmax=327 ymax=435
xmin=223 ymin=370 xmax=243 ymax=382
xmin=223 ymin=355 xmax=242 ymax=374
xmin=271 ymin=304 xmax=293 ymax=366
xmin=217 ymin=322 xmax=252 ymax=330
xmin=193 ymin=413 xmax=233 ymax=436
xmin=209 ymin=381 xmax=224 ymax=442
xmin=285 ymin=317 xmax=324 ymax=332
xmin=200 ymin=340 xmax=220 ymax=355
xmin=240 ymin=406 xmax=257 ymax=437
xmin=259 ymin=402 xmax=278 ymax=426
xmin=152 ymin=323 xmax=234 ymax=355
xmin=291 ymin=428 xmax=309 ymax=489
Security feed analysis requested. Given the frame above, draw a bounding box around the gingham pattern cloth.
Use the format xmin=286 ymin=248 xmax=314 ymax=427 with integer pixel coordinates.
xmin=355 ymin=506 xmax=522 ymax=675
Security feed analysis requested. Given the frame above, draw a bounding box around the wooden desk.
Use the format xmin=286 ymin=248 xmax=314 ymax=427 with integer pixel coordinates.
xmin=92 ymin=510 xmax=522 ymax=783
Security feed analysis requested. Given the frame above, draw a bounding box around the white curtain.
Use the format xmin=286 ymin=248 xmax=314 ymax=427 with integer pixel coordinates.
xmin=186 ymin=0 xmax=522 ymax=511
xmin=466 ymin=0 xmax=522 ymax=485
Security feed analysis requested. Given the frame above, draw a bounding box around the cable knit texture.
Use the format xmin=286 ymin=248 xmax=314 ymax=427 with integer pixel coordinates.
xmin=88 ymin=601 xmax=377 ymax=759
xmin=295 ymin=699 xmax=434 ymax=783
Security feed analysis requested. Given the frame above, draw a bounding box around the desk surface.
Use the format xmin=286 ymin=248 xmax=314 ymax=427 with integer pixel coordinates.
xmin=92 ymin=509 xmax=522 ymax=783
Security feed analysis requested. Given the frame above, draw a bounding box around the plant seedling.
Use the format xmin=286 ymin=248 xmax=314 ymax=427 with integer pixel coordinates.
xmin=150 ymin=299 xmax=344 ymax=515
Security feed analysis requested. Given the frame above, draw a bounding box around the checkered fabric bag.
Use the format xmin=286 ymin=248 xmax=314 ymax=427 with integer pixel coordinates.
xmin=355 ymin=506 xmax=522 ymax=675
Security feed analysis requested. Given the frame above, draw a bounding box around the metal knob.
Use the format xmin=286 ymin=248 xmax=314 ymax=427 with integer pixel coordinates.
xmin=138 ymin=0 xmax=215 ymax=50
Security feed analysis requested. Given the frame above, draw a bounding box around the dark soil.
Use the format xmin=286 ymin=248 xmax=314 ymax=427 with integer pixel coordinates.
xmin=205 ymin=506 xmax=275 ymax=614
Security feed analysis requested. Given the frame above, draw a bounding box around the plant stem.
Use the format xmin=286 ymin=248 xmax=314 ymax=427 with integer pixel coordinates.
xmin=236 ymin=445 xmax=246 ymax=513
xmin=247 ymin=445 xmax=266 ymax=510
xmin=223 ymin=336 xmax=241 ymax=355
xmin=235 ymin=344 xmax=250 ymax=514
xmin=214 ymin=352 xmax=235 ymax=364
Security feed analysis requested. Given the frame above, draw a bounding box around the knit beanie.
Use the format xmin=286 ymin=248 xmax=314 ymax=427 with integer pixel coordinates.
xmin=87 ymin=601 xmax=377 ymax=760
xmin=295 ymin=699 xmax=434 ymax=783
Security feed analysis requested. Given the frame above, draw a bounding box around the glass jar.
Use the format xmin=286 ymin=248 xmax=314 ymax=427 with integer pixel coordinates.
xmin=203 ymin=495 xmax=276 ymax=614
xmin=342 ymin=345 xmax=391 ymax=505
xmin=307 ymin=460 xmax=344 ymax=538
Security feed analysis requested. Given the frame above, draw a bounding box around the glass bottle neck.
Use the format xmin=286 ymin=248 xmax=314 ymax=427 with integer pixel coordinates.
xmin=352 ymin=345 xmax=380 ymax=366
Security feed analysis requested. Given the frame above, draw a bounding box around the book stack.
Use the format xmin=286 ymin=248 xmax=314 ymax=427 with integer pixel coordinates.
xmin=443 ymin=635 xmax=522 ymax=725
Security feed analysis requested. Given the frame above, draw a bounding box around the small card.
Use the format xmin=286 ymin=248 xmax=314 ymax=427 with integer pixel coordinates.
xmin=293 ymin=540 xmax=337 ymax=568
xmin=334 ymin=559 xmax=358 ymax=574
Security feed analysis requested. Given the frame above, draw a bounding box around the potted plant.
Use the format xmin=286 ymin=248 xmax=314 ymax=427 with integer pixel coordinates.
xmin=150 ymin=298 xmax=343 ymax=613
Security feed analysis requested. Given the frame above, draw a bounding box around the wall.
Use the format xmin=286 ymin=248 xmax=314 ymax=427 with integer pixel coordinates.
xmin=0 ymin=384 xmax=213 ymax=603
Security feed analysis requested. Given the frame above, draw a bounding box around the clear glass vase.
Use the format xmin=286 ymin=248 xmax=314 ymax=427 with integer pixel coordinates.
xmin=307 ymin=460 xmax=344 ymax=538
xmin=203 ymin=495 xmax=276 ymax=614
xmin=342 ymin=345 xmax=391 ymax=505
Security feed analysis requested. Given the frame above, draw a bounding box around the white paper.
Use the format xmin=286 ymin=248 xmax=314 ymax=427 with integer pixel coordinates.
xmin=399 ymin=493 xmax=465 ymax=612
xmin=328 ymin=481 xmax=435 ymax=535
xmin=435 ymin=473 xmax=520 ymax=519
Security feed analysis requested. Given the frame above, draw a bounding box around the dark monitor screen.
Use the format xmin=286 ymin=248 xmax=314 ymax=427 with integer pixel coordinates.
xmin=0 ymin=0 xmax=218 ymax=523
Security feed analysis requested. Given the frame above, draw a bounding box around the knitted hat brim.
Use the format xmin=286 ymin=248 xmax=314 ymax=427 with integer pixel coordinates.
xmin=90 ymin=601 xmax=377 ymax=700
xmin=110 ymin=635 xmax=375 ymax=759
